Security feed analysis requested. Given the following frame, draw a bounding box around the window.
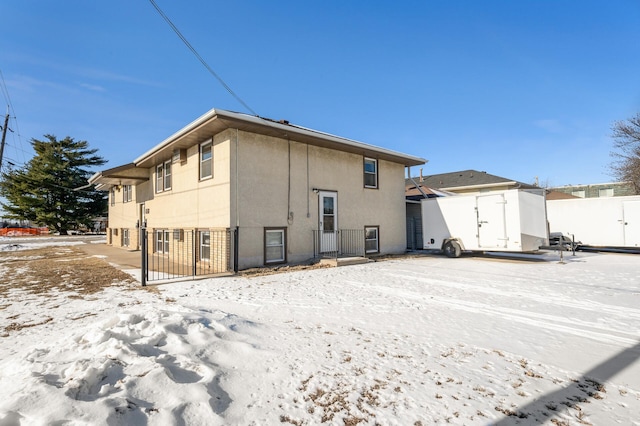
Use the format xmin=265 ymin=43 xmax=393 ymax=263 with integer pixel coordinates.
xmin=164 ymin=161 xmax=172 ymax=190
xmin=155 ymin=230 xmax=170 ymax=253
xmin=200 ymin=141 xmax=213 ymax=180
xmin=110 ymin=188 xmax=116 ymax=206
xmin=199 ymin=231 xmax=210 ymax=262
xmin=264 ymin=228 xmax=286 ymax=264
xmin=123 ymin=185 xmax=132 ymax=203
xmin=571 ymin=190 xmax=586 ymax=198
xmin=156 ymin=160 xmax=172 ymax=192
xmin=122 ymin=229 xmax=130 ymax=247
xmin=365 ymin=226 xmax=379 ymax=254
xmin=599 ymin=188 xmax=614 ymax=197
xmin=364 ymin=157 xmax=378 ymax=188
xmin=156 ymin=163 xmax=163 ymax=192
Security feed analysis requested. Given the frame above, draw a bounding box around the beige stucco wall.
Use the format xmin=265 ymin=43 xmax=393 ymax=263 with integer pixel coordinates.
xmin=106 ymin=185 xmax=140 ymax=248
xmin=143 ymin=131 xmax=232 ymax=230
xmin=233 ymin=131 xmax=407 ymax=269
xmin=107 ymin=127 xmax=409 ymax=270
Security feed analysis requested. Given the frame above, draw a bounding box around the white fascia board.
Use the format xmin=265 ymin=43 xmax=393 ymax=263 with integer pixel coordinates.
xmin=441 ymin=181 xmax=518 ymax=192
xmin=134 ymin=108 xmax=220 ymax=165
xmin=134 ymin=108 xmax=426 ymax=167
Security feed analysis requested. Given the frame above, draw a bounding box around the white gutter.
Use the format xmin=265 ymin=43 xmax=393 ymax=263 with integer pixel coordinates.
xmin=134 ymin=108 xmax=426 ymax=167
xmin=134 ymin=109 xmax=220 ymax=164
xmin=439 ymin=181 xmax=518 ymax=192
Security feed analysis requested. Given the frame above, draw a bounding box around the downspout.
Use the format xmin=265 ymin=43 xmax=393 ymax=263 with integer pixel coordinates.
xmin=287 ymin=139 xmax=293 ymax=225
xmin=234 ymin=128 xmax=239 ymax=272
xmin=306 ymin=143 xmax=310 ymax=218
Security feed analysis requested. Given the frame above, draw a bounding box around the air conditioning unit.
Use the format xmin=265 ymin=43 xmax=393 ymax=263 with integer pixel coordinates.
xmin=172 ymin=148 xmax=187 ymax=164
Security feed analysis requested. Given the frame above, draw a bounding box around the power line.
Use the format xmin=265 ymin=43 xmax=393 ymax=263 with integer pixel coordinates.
xmin=148 ymin=0 xmax=258 ymax=116
xmin=0 ymin=69 xmax=28 ymax=168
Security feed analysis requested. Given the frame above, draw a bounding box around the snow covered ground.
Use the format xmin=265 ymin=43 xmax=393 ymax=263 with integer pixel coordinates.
xmin=1 ymin=239 xmax=639 ymax=425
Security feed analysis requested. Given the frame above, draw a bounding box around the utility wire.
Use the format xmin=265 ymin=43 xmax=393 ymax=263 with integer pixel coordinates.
xmin=148 ymin=0 xmax=258 ymax=116
xmin=0 ymin=69 xmax=28 ymax=168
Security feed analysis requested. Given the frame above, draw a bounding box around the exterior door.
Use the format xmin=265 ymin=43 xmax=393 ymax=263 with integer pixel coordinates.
xmin=476 ymin=194 xmax=507 ymax=248
xmin=319 ymin=191 xmax=338 ymax=252
xmin=623 ymin=201 xmax=640 ymax=247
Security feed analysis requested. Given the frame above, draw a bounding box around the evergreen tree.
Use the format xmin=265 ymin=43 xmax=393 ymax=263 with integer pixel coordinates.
xmin=0 ymin=135 xmax=106 ymax=234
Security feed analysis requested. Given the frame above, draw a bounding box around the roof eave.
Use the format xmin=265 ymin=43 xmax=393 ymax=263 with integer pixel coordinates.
xmin=134 ymin=108 xmax=426 ymax=168
xmin=439 ymin=181 xmax=518 ymax=191
xmin=88 ymin=163 xmax=150 ymax=189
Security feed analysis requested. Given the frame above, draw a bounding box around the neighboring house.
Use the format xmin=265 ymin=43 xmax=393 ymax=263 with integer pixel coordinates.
xmin=89 ymin=108 xmax=425 ymax=271
xmin=548 ymin=182 xmax=637 ymax=199
xmin=545 ymin=190 xmax=578 ymax=201
xmin=406 ymin=169 xmax=537 ymax=195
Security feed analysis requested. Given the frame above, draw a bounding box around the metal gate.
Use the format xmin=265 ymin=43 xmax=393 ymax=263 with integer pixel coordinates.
xmin=141 ymin=228 xmax=235 ymax=285
xmin=312 ymin=229 xmax=365 ymax=259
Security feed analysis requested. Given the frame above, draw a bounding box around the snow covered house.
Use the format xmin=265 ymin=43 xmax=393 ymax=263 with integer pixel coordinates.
xmin=89 ymin=108 xmax=425 ymax=272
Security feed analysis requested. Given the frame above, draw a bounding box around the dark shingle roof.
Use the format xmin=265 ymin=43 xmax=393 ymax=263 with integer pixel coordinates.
xmin=406 ymin=169 xmax=536 ymax=190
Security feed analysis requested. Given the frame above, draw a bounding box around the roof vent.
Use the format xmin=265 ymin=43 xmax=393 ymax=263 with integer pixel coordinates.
xmin=279 ymin=119 xmax=289 ymax=125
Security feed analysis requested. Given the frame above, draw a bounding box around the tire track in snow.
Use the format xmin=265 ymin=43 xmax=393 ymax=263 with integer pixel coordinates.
xmin=343 ymin=280 xmax=640 ymax=348
xmin=388 ymin=271 xmax=640 ymax=321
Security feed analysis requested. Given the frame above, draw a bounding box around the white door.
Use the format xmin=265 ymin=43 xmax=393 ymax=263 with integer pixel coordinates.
xmin=476 ymin=194 xmax=507 ymax=248
xmin=319 ymin=191 xmax=338 ymax=253
xmin=623 ymin=201 xmax=640 ymax=247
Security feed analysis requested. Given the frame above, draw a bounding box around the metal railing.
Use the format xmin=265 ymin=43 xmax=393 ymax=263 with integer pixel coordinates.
xmin=312 ymin=229 xmax=365 ymax=259
xmin=141 ymin=228 xmax=235 ymax=285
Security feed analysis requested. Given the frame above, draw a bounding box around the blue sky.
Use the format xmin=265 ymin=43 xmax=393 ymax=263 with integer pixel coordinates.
xmin=1 ymin=1 xmax=639 ymax=188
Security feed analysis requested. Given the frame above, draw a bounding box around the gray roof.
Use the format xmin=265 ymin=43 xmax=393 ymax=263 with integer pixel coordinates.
xmin=406 ymin=169 xmax=536 ymax=191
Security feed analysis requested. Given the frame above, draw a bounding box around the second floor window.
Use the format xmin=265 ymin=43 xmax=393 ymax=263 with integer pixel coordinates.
xmin=200 ymin=141 xmax=212 ymax=180
xmin=156 ymin=160 xmax=172 ymax=192
xmin=364 ymin=157 xmax=378 ymax=188
xmin=123 ymin=185 xmax=132 ymax=203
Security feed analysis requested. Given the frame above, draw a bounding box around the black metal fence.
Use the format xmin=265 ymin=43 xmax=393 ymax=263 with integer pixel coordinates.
xmin=141 ymin=228 xmax=235 ymax=285
xmin=312 ymin=229 xmax=365 ymax=259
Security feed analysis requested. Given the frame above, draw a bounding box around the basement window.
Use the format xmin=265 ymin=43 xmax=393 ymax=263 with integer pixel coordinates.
xmin=155 ymin=230 xmax=170 ymax=254
xmin=365 ymin=226 xmax=379 ymax=254
xmin=199 ymin=231 xmax=210 ymax=262
xmin=264 ymin=228 xmax=286 ymax=264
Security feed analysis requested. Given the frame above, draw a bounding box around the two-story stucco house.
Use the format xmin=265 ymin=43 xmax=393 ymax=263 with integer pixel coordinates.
xmin=89 ymin=108 xmax=425 ymax=273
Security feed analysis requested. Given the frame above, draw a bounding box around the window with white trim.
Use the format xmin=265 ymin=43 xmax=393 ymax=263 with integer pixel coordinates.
xmin=110 ymin=187 xmax=116 ymax=206
xmin=156 ymin=160 xmax=172 ymax=192
xmin=571 ymin=190 xmax=586 ymax=198
xmin=264 ymin=228 xmax=286 ymax=264
xmin=364 ymin=157 xmax=378 ymax=188
xmin=200 ymin=140 xmax=213 ymax=180
xmin=365 ymin=226 xmax=379 ymax=254
xmin=123 ymin=185 xmax=132 ymax=203
xmin=155 ymin=230 xmax=170 ymax=253
xmin=199 ymin=231 xmax=210 ymax=262
xmin=122 ymin=229 xmax=130 ymax=247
